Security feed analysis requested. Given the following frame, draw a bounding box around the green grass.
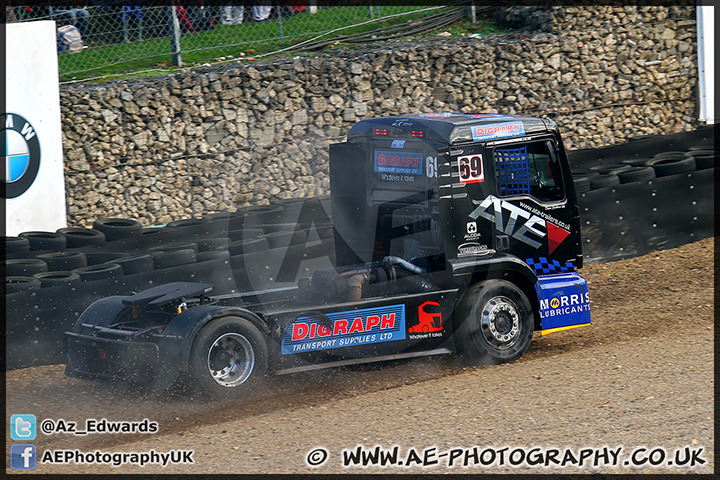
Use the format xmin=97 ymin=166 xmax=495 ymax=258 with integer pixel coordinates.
xmin=59 ymin=6 xmax=505 ymax=83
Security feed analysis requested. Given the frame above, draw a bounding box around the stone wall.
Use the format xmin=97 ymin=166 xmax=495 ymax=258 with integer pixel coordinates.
xmin=60 ymin=5 xmax=700 ymax=227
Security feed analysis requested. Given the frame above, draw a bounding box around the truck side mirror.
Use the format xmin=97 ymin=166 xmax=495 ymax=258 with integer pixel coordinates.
xmin=545 ymin=140 xmax=559 ymax=164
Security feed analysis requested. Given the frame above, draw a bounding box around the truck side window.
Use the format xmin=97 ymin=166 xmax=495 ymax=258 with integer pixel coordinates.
xmin=494 ymin=142 xmax=564 ymax=202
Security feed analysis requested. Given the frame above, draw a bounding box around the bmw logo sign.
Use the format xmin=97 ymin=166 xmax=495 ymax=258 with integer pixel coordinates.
xmin=2 ymin=113 xmax=41 ymax=199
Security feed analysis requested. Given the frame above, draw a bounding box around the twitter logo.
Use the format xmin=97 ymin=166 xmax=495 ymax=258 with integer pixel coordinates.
xmin=11 ymin=414 xmax=36 ymax=441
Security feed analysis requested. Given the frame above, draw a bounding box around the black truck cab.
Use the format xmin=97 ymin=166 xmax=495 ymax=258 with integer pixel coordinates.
xmin=65 ymin=113 xmax=591 ymax=398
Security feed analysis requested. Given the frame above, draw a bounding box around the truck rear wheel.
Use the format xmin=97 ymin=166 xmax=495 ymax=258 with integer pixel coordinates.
xmin=189 ymin=317 xmax=268 ymax=398
xmin=456 ymin=280 xmax=534 ymax=365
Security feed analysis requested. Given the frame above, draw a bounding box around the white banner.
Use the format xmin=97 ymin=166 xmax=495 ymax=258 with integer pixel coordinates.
xmin=4 ymin=21 xmax=67 ymax=236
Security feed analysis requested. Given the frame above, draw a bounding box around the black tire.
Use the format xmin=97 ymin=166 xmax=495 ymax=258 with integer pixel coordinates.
xmin=228 ymin=228 xmax=264 ymax=242
xmin=455 ymin=280 xmax=534 ymax=364
xmin=85 ymin=252 xmax=127 ymax=265
xmin=685 ymin=149 xmax=713 ymax=157
xmin=652 ymin=151 xmax=688 ymax=159
xmin=19 ymin=231 xmax=67 ymax=251
xmin=689 ymin=145 xmax=714 ymax=152
xmin=572 ymin=176 xmax=590 ymax=194
xmin=197 ymin=250 xmax=231 ymax=263
xmin=685 ymin=151 xmax=715 ymax=170
xmin=33 ymin=271 xmax=82 ymax=288
xmin=153 ymin=249 xmax=197 ymax=269
xmin=114 ymin=254 xmax=155 ymax=275
xmin=72 ymin=263 xmax=124 ymax=281
xmin=617 ymin=166 xmax=656 ymax=184
xmin=166 ymin=218 xmax=207 ymax=229
xmin=92 ymin=217 xmax=143 ymax=241
xmin=196 ymin=238 xmax=230 ymax=252
xmin=5 ymin=276 xmax=42 ymax=294
xmin=57 ymin=227 xmax=106 ymax=247
xmin=572 ymin=169 xmax=597 ymax=194
xmin=256 ymin=223 xmax=298 ymax=234
xmin=620 ymin=157 xmax=652 ymax=167
xmin=692 ymin=155 xmax=715 ymax=170
xmin=261 ymin=230 xmax=308 ymax=249
xmin=165 ymin=218 xmax=211 ymax=235
xmin=189 ymin=316 xmax=268 ymax=398
xmin=149 ymin=243 xmax=199 ymax=255
xmin=6 ymin=258 xmax=49 ymax=276
xmin=645 ymin=157 xmax=696 ymax=177
xmin=37 ymin=251 xmax=88 ymax=271
xmin=4 ymin=236 xmax=30 ymax=255
xmin=204 ymin=212 xmax=232 ymax=221
xmin=228 ymin=237 xmax=269 ymax=256
xmin=589 ymin=164 xmax=632 ymax=175
xmin=141 ymin=227 xmax=164 ymax=238
xmin=589 ymin=174 xmax=620 ymax=190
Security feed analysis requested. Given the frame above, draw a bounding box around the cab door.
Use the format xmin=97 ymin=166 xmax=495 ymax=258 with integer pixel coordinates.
xmin=478 ymin=136 xmax=579 ymax=272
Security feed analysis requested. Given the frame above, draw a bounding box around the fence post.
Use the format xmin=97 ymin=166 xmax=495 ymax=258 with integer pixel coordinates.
xmin=277 ymin=3 xmax=284 ymax=40
xmin=169 ymin=5 xmax=182 ymax=67
xmin=466 ymin=1 xmax=477 ymax=23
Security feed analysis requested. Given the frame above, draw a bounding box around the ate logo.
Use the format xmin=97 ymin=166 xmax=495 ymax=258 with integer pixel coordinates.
xmin=469 ymin=195 xmax=569 ymax=253
xmin=467 ymin=222 xmax=477 ymax=234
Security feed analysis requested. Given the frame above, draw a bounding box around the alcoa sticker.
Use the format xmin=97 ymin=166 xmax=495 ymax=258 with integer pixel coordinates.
xmin=469 ymin=195 xmax=569 ymax=252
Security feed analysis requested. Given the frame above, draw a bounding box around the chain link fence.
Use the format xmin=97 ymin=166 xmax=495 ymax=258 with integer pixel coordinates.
xmin=9 ymin=1 xmax=472 ymax=83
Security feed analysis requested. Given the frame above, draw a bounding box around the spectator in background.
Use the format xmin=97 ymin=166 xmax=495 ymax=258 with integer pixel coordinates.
xmin=253 ymin=3 xmax=272 ymax=22
xmin=6 ymin=6 xmax=19 ymax=22
xmin=49 ymin=3 xmax=90 ymax=35
xmin=222 ymin=5 xmax=244 ymax=25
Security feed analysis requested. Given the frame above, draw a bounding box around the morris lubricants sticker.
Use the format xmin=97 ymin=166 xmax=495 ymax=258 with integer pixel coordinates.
xmin=281 ymin=304 xmax=406 ymax=354
xmin=471 ymin=121 xmax=525 ymax=142
xmin=374 ymin=150 xmax=423 ymax=175
xmin=539 ymin=292 xmax=590 ymax=318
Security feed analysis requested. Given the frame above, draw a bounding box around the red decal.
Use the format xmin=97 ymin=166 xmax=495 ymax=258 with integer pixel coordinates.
xmin=547 ymin=222 xmax=570 ymax=254
xmin=292 ymin=323 xmax=309 ymax=341
xmin=366 ymin=315 xmax=380 ymax=330
xmin=348 ymin=317 xmax=364 ymax=333
xmin=333 ymin=319 xmax=348 ymax=336
xmin=381 ymin=314 xmax=396 ymax=329
xmin=409 ymin=301 xmax=443 ymax=333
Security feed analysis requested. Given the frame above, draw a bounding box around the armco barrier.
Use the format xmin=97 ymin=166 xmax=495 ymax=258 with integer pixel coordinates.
xmin=5 ymin=129 xmax=714 ymax=369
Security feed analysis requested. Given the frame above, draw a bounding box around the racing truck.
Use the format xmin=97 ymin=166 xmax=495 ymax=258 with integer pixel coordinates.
xmin=65 ymin=113 xmax=591 ymax=398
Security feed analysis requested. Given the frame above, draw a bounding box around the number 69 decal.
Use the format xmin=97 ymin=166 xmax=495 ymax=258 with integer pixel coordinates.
xmin=458 ymin=155 xmax=484 ymax=184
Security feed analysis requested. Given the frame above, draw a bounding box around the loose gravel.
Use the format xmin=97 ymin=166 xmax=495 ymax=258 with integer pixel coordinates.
xmin=5 ymin=237 xmax=714 ymax=474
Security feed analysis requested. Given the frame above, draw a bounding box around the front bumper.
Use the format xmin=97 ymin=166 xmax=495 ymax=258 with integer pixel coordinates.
xmin=64 ymin=332 xmax=161 ymax=383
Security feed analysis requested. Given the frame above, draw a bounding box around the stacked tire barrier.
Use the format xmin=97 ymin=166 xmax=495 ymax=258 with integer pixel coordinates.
xmin=4 ymin=127 xmax=714 ymax=369
xmin=4 ymin=197 xmax=336 ymax=369
xmin=569 ymin=124 xmax=714 ymax=262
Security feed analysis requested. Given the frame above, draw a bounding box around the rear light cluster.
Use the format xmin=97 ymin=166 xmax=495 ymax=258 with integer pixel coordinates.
xmin=373 ymin=128 xmax=426 ymax=138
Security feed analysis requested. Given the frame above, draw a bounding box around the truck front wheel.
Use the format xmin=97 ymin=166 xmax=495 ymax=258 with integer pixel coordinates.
xmin=456 ymin=280 xmax=534 ymax=364
xmin=189 ymin=317 xmax=268 ymax=398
